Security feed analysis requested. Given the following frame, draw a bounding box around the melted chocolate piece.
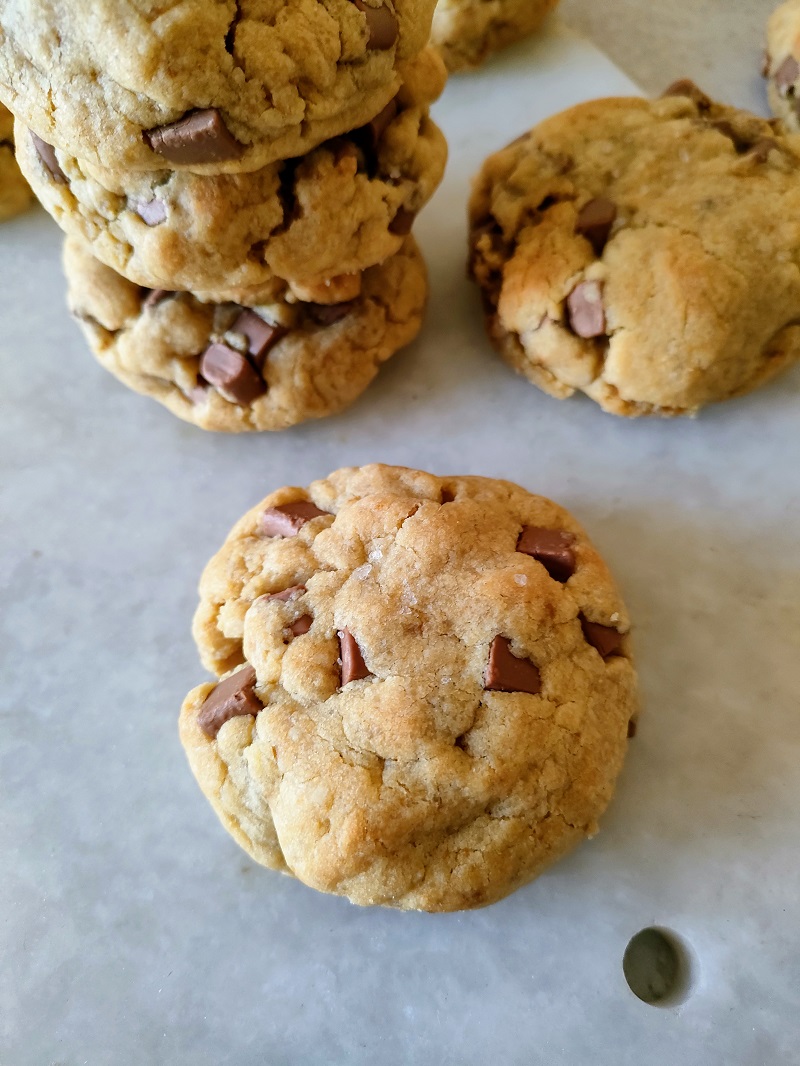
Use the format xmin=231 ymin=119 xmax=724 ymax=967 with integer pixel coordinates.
xmin=144 ymin=108 xmax=244 ymax=165
xmin=484 ymin=636 xmax=541 ymax=695
xmin=200 ymin=342 xmax=266 ymax=404
xmin=338 ymin=628 xmax=372 ymax=686
xmin=352 ymin=0 xmax=399 ymax=50
xmin=516 ymin=527 xmax=576 ymax=582
xmin=259 ymin=502 xmax=331 ymax=537
xmin=580 ymin=615 xmax=624 ymax=658
xmin=198 ymin=664 xmax=262 ymax=738
xmin=230 ymin=310 xmax=286 ymax=369
xmin=575 ymin=197 xmax=617 ymax=255
xmin=566 ymin=281 xmax=605 ymax=338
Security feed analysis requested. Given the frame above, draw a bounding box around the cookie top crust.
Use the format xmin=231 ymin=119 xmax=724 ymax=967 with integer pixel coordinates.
xmin=0 ymin=0 xmax=437 ymax=173
xmin=180 ymin=464 xmax=638 ymax=910
xmin=469 ymin=88 xmax=800 ymax=416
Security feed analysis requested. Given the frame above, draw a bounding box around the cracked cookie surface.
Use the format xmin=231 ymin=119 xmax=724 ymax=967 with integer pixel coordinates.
xmin=17 ymin=50 xmax=447 ymax=302
xmin=179 ymin=464 xmax=638 ymax=911
xmin=0 ymin=0 xmax=436 ymax=173
xmin=64 ymin=237 xmax=426 ymax=432
xmin=431 ymin=0 xmax=559 ymax=72
xmin=0 ymin=103 xmax=32 ymax=221
xmin=469 ymin=87 xmax=800 ymax=416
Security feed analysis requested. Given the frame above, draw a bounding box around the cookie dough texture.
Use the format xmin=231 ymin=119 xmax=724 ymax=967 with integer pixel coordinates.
xmin=470 ymin=89 xmax=800 ymax=417
xmin=64 ymin=236 xmax=427 ymax=432
xmin=0 ymin=0 xmax=437 ymax=173
xmin=766 ymin=0 xmax=800 ymax=131
xmin=180 ymin=464 xmax=638 ymax=911
xmin=17 ymin=50 xmax=447 ymax=302
xmin=0 ymin=102 xmax=32 ymax=221
xmin=431 ymin=0 xmax=559 ymax=71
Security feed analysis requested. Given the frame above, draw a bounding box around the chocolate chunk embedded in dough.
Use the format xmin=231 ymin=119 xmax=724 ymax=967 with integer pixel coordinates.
xmin=484 ymin=636 xmax=541 ymax=695
xmin=289 ymin=615 xmax=313 ymax=636
xmin=198 ymin=664 xmax=262 ymax=738
xmin=142 ymin=288 xmax=173 ymax=309
xmin=516 ymin=527 xmax=576 ymax=582
xmin=144 ymin=109 xmax=244 ymax=165
xmin=230 ymin=310 xmax=286 ymax=368
xmin=352 ymin=0 xmax=399 ymax=49
xmin=266 ymin=585 xmax=307 ymax=602
xmin=575 ymin=197 xmax=617 ymax=255
xmin=30 ymin=132 xmax=67 ymax=183
xmin=774 ymin=55 xmax=800 ymax=96
xmin=259 ymin=502 xmax=331 ymax=537
xmin=307 ymin=301 xmax=358 ymax=326
xmin=133 ymin=198 xmax=167 ymax=225
xmin=389 ymin=207 xmax=415 ymax=236
xmin=566 ymin=281 xmax=605 ymax=338
xmin=338 ymin=628 xmax=372 ymax=686
xmin=200 ymin=343 xmax=266 ymax=404
xmin=580 ymin=616 xmax=624 ymax=658
xmin=662 ymin=79 xmax=712 ymax=110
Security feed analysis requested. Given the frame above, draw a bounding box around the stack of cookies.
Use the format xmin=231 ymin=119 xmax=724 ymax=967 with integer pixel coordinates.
xmin=1 ymin=0 xmax=446 ymax=431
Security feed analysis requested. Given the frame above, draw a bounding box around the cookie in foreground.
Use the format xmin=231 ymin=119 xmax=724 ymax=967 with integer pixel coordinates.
xmin=179 ymin=464 xmax=639 ymax=911
xmin=431 ymin=0 xmax=559 ymax=72
xmin=469 ymin=82 xmax=800 ymax=417
xmin=63 ymin=237 xmax=427 ymax=433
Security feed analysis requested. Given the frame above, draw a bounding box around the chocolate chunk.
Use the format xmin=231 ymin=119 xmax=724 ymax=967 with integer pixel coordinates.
xmin=230 ymin=310 xmax=286 ymax=368
xmin=575 ymin=197 xmax=617 ymax=255
xmin=132 ymin=198 xmax=167 ymax=226
xmin=352 ymin=0 xmax=399 ymax=50
xmin=748 ymin=138 xmax=779 ymax=163
xmin=307 ymin=300 xmax=358 ymax=326
xmin=185 ymin=376 xmax=210 ymax=405
xmin=289 ymin=615 xmax=313 ymax=637
xmin=484 ymin=636 xmax=541 ymax=695
xmin=516 ymin=526 xmax=576 ymax=583
xmin=566 ymin=281 xmax=605 ymax=338
xmin=266 ymin=585 xmax=306 ymax=602
xmin=144 ymin=108 xmax=244 ymax=165
xmin=259 ymin=501 xmax=330 ymax=537
xmin=199 ymin=342 xmax=266 ymax=405
xmin=360 ymin=97 xmax=399 ymax=151
xmin=338 ymin=628 xmax=372 ymax=686
xmin=30 ymin=132 xmax=67 ymax=183
xmin=762 ymin=51 xmax=772 ymax=79
xmin=662 ymin=79 xmax=712 ymax=110
xmin=627 ymin=718 xmax=638 ymax=738
xmin=198 ymin=664 xmax=262 ymax=739
xmin=774 ymin=55 xmax=800 ymax=96
xmin=142 ymin=288 xmax=173 ymax=309
xmin=580 ymin=615 xmax=624 ymax=658
xmin=389 ymin=207 xmax=415 ymax=236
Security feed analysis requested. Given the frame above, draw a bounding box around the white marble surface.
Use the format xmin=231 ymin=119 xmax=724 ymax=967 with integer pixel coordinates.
xmin=2 ymin=19 xmax=800 ymax=1066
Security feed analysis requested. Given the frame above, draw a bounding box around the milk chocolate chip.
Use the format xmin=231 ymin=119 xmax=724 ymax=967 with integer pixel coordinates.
xmin=200 ymin=343 xmax=266 ymax=404
xmin=307 ymin=301 xmax=358 ymax=326
xmin=389 ymin=207 xmax=415 ymax=236
xmin=30 ymin=132 xmax=67 ymax=183
xmin=144 ymin=108 xmax=244 ymax=165
xmin=580 ymin=615 xmax=624 ymax=658
xmin=360 ymin=97 xmax=399 ymax=151
xmin=289 ymin=615 xmax=313 ymax=637
xmin=142 ymin=288 xmax=173 ymax=309
xmin=338 ymin=628 xmax=372 ymax=686
xmin=198 ymin=664 xmax=262 ymax=738
xmin=259 ymin=501 xmax=331 ymax=537
xmin=774 ymin=55 xmax=800 ymax=96
xmin=133 ymin=198 xmax=167 ymax=226
xmin=575 ymin=197 xmax=617 ymax=255
xmin=663 ymin=79 xmax=712 ymax=110
xmin=484 ymin=636 xmax=541 ymax=695
xmin=230 ymin=310 xmax=286 ymax=368
xmin=516 ymin=526 xmax=576 ymax=582
xmin=266 ymin=585 xmax=307 ymax=602
xmin=566 ymin=281 xmax=605 ymax=338
xmin=352 ymin=0 xmax=399 ymax=49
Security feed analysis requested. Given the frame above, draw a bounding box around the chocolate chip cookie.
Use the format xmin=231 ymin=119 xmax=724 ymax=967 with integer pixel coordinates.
xmin=0 ymin=103 xmax=32 ymax=222
xmin=179 ymin=464 xmax=638 ymax=911
xmin=18 ymin=50 xmax=447 ymax=304
xmin=431 ymin=0 xmax=559 ymax=72
xmin=765 ymin=0 xmax=800 ymax=131
xmin=470 ymin=84 xmax=800 ymax=417
xmin=0 ymin=0 xmax=436 ymax=174
xmin=63 ymin=236 xmax=427 ymax=432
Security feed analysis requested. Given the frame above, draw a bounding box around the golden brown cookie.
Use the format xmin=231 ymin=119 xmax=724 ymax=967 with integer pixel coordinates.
xmin=17 ymin=50 xmax=447 ymax=303
xmin=0 ymin=103 xmax=32 ymax=221
xmin=180 ymin=464 xmax=639 ymax=911
xmin=63 ymin=237 xmax=427 ymax=432
xmin=470 ymin=84 xmax=800 ymax=417
xmin=431 ymin=0 xmax=559 ymax=72
xmin=0 ymin=0 xmax=437 ymax=173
